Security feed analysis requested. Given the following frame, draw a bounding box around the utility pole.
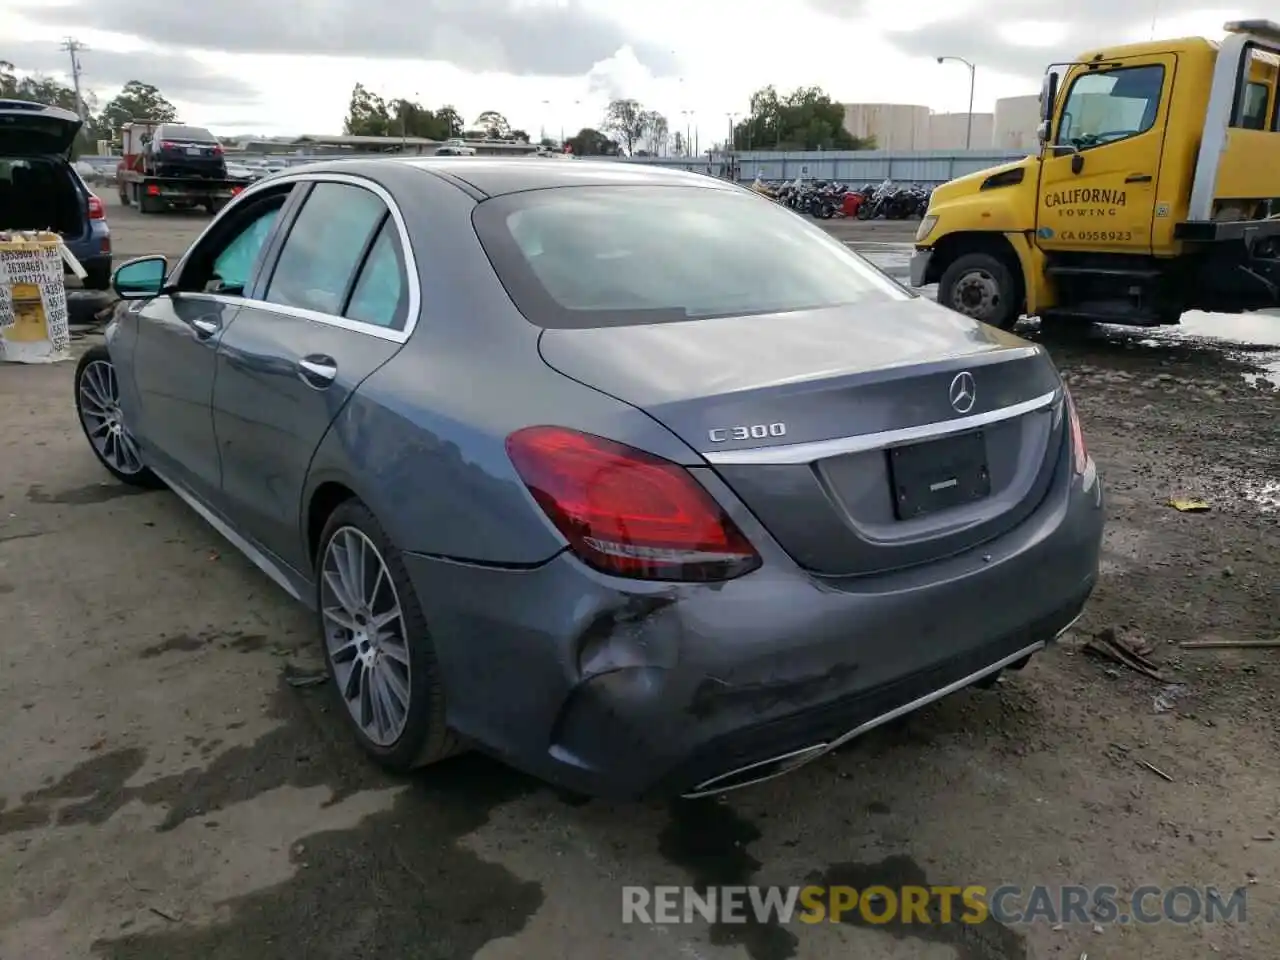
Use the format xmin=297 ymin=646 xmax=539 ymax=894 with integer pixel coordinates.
xmin=60 ymin=37 xmax=88 ymax=121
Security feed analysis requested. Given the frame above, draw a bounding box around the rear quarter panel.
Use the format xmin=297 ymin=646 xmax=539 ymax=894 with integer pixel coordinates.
xmin=302 ymin=167 xmax=701 ymax=566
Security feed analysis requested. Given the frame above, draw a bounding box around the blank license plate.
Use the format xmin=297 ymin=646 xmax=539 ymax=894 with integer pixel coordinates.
xmin=888 ymin=430 xmax=991 ymax=520
xmin=186 ymin=146 xmax=202 ymax=155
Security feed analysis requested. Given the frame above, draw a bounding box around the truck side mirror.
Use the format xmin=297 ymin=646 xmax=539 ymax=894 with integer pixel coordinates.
xmin=1038 ymin=71 xmax=1059 ymax=143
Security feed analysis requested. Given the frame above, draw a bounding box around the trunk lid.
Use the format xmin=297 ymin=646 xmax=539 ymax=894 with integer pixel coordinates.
xmin=0 ymin=99 xmax=82 ymax=157
xmin=538 ymin=298 xmax=1066 ymax=577
xmin=158 ymin=138 xmax=220 ymax=161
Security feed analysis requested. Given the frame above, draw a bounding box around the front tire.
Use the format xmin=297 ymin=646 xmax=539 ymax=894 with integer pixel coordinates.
xmin=315 ymin=499 xmax=462 ymax=773
xmin=74 ymin=345 xmax=164 ymax=487
xmin=938 ymin=252 xmax=1021 ymax=330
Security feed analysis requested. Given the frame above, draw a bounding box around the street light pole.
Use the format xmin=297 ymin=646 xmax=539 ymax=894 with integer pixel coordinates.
xmin=936 ymin=56 xmax=977 ymax=150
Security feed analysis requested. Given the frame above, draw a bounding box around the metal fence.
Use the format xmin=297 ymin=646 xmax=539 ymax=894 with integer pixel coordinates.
xmin=589 ymin=149 xmax=1030 ymax=186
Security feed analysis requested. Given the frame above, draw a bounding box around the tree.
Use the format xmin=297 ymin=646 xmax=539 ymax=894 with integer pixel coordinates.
xmin=732 ymin=85 xmax=875 ymax=152
xmin=640 ymin=110 xmax=668 ymax=156
xmin=343 ymin=83 xmax=391 ymax=136
xmin=601 ymin=99 xmax=647 ymax=155
xmin=565 ymin=127 xmax=618 ymax=156
xmin=672 ymin=130 xmax=686 ymax=156
xmin=475 ymin=110 xmax=510 ymax=139
xmin=436 ymin=105 xmax=463 ymax=138
xmin=99 ymin=80 xmax=177 ymax=135
xmin=510 ymin=128 xmax=530 ymax=143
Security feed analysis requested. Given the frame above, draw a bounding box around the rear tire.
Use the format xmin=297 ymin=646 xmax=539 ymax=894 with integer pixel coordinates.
xmin=315 ymin=499 xmax=464 ymax=773
xmin=73 ymin=345 xmax=164 ymax=488
xmin=938 ymin=252 xmax=1021 ymax=330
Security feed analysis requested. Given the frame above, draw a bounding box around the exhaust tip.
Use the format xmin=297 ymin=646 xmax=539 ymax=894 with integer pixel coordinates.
xmin=682 ymin=743 xmax=829 ymax=799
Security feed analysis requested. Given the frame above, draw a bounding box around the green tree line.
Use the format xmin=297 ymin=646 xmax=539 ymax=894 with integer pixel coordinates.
xmin=343 ymin=82 xmax=875 ymax=156
xmin=1 ymin=60 xmax=178 ymax=156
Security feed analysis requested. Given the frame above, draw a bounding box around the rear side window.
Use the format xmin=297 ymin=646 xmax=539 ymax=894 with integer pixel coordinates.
xmin=345 ymin=219 xmax=408 ymax=329
xmin=265 ymin=182 xmax=388 ymax=316
xmin=1237 ymin=82 xmax=1270 ymax=130
xmin=472 ymin=185 xmax=905 ymax=329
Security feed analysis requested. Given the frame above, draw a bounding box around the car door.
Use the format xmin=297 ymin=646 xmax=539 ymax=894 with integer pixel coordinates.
xmin=211 ymin=176 xmax=414 ymax=573
xmin=129 ymin=182 xmax=300 ymax=502
xmin=1035 ymin=56 xmax=1175 ymax=256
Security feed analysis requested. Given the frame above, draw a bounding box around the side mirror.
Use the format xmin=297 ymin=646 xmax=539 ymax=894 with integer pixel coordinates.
xmin=1038 ymin=71 xmax=1060 ymax=142
xmin=112 ymin=256 xmax=169 ymax=299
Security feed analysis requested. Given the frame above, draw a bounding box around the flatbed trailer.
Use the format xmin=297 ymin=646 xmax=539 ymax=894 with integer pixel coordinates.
xmin=116 ymin=170 xmax=246 ymax=214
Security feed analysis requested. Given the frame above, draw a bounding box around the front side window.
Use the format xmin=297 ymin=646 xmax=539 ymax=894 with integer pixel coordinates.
xmin=1056 ymin=64 xmax=1166 ymax=149
xmin=211 ymin=208 xmax=280 ymax=294
xmin=472 ymin=185 xmax=907 ymax=329
xmin=177 ymin=188 xmax=292 ymax=294
xmin=265 ymin=182 xmax=388 ymax=316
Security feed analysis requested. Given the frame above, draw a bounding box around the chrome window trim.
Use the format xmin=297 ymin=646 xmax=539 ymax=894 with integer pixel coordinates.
xmin=703 ymin=388 xmax=1060 ymax=466
xmin=170 ymin=170 xmax=421 ymax=344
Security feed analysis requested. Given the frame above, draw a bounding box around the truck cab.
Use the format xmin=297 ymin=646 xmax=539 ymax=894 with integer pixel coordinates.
xmin=912 ymin=19 xmax=1280 ymax=329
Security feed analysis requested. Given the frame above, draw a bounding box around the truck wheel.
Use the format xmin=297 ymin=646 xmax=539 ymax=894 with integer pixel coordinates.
xmin=939 ymin=253 xmax=1021 ymax=330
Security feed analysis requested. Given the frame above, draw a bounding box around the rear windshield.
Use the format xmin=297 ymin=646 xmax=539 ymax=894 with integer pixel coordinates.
xmin=471 ymin=185 xmax=908 ymax=329
xmin=160 ymin=126 xmax=216 ymax=142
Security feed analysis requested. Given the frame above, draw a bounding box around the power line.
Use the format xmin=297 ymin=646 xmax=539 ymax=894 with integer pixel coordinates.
xmin=59 ymin=36 xmax=88 ymax=120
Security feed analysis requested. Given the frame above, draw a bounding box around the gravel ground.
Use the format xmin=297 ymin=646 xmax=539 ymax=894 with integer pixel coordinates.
xmin=1 ymin=194 xmax=1277 ymax=960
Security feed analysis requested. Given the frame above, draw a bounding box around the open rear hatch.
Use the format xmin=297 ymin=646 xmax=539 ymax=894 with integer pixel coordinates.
xmin=0 ymin=99 xmax=81 ymax=157
xmin=538 ymin=299 xmax=1067 ymax=577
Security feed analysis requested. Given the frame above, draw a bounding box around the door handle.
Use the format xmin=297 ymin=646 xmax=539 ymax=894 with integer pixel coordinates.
xmin=191 ymin=317 xmax=219 ymax=338
xmin=298 ymin=355 xmax=338 ymax=388
xmin=1125 ymin=173 xmax=1153 ymax=183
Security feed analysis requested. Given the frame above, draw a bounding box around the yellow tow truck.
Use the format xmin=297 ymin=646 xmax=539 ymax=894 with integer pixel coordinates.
xmin=911 ymin=19 xmax=1280 ymax=329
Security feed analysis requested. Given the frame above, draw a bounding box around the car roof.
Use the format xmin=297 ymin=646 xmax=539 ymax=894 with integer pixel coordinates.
xmin=401 ymin=157 xmax=731 ymax=197
xmin=240 ymin=156 xmax=739 ymax=203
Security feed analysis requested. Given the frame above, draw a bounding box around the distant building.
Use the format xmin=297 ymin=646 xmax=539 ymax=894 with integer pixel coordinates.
xmin=841 ymin=104 xmax=932 ymax=151
xmin=841 ymin=97 xmax=1038 ymax=151
xmin=992 ymin=95 xmax=1042 ymax=151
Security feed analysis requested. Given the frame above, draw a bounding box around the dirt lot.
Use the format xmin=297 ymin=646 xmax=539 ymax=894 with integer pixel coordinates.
xmin=1 ymin=197 xmax=1278 ymax=960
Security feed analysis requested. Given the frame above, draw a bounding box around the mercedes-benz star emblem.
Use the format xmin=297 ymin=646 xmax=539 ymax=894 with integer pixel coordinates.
xmin=949 ymin=371 xmax=976 ymax=414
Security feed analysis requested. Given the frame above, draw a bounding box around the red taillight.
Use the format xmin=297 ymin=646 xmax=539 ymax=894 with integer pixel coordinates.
xmin=506 ymin=426 xmax=761 ymax=582
xmin=212 ymin=144 xmax=223 ymax=155
xmin=1064 ymin=387 xmax=1088 ymax=474
xmin=146 ymin=184 xmax=161 ymax=196
xmin=160 ymin=140 xmax=176 ymax=150
xmin=87 ymin=195 xmax=104 ymax=219
xmin=231 ymin=185 xmax=243 ymax=195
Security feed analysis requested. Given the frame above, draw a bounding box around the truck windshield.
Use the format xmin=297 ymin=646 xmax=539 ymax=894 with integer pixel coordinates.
xmin=1056 ymin=64 xmax=1165 ymax=149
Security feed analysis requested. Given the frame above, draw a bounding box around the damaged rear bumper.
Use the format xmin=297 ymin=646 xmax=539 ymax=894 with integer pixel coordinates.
xmin=402 ymin=455 xmax=1103 ymax=800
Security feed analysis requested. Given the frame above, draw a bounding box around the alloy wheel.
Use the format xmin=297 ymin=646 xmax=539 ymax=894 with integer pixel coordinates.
xmin=319 ymin=526 xmax=412 ymax=747
xmin=78 ymin=359 xmax=145 ymax=475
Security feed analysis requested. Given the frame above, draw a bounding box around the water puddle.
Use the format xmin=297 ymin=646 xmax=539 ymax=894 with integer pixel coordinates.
xmin=1243 ymin=479 xmax=1280 ymax=513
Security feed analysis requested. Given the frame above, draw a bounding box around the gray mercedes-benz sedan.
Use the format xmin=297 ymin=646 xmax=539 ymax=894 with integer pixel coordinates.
xmin=75 ymin=158 xmax=1104 ymax=799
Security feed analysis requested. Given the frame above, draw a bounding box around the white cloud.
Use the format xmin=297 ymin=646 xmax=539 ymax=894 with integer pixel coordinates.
xmin=0 ymin=0 xmax=1251 ymax=138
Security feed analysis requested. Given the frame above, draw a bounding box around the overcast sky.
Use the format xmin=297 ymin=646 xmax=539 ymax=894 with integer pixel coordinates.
xmin=0 ymin=0 xmax=1250 ymax=139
